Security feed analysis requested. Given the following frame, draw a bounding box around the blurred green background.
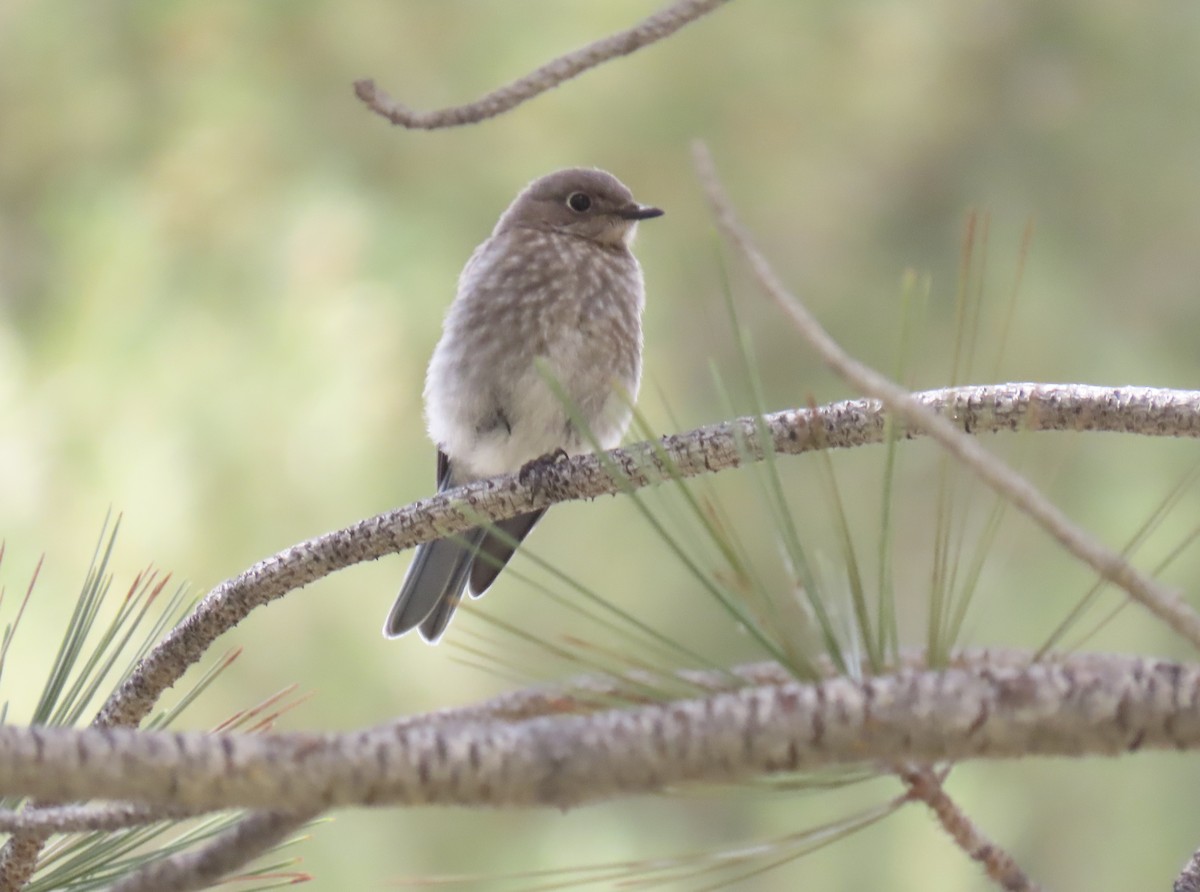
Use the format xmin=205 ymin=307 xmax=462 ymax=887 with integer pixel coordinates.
xmin=3 ymin=0 xmax=1200 ymax=888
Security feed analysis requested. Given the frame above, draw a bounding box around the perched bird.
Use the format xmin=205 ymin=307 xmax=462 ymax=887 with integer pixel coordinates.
xmin=384 ymin=168 xmax=664 ymax=642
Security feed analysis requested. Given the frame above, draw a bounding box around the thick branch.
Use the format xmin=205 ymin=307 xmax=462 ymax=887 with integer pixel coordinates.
xmin=355 ymin=0 xmax=730 ymax=129
xmin=0 ymin=655 xmax=1196 ymax=813
xmin=0 ymin=650 xmax=1030 ymax=832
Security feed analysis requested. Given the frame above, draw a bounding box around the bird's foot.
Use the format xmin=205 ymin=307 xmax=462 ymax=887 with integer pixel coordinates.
xmin=518 ymin=448 xmax=571 ymax=491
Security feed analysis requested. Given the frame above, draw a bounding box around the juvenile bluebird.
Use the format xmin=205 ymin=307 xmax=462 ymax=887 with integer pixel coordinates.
xmin=384 ymin=168 xmax=663 ymax=642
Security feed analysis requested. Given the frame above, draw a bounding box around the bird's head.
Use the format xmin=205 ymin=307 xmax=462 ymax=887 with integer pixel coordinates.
xmin=495 ymin=167 xmax=663 ymax=248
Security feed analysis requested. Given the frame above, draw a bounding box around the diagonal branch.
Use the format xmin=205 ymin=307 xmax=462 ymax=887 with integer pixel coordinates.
xmin=107 ymin=810 xmax=315 ymax=892
xmin=692 ymin=142 xmax=1200 ymax=654
xmin=355 ymin=0 xmax=731 ymax=129
xmin=898 ymin=765 xmax=1041 ymax=891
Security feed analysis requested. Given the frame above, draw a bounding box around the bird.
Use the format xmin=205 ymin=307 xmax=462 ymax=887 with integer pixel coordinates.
xmin=383 ymin=168 xmax=663 ymax=643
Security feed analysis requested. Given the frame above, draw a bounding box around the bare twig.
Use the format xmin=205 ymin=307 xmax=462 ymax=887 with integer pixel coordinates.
xmin=692 ymin=142 xmax=1200 ymax=654
xmin=107 ymin=809 xmax=314 ymax=892
xmin=354 ymin=0 xmax=730 ymax=129
xmin=898 ymin=765 xmax=1041 ymax=891
xmin=0 ymin=655 xmax=1194 ymax=813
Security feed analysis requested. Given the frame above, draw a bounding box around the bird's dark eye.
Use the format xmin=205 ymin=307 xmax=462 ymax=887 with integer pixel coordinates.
xmin=566 ymin=192 xmax=592 ymax=213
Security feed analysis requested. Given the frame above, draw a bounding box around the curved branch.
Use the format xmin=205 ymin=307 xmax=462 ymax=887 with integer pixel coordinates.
xmin=354 ymin=0 xmax=731 ymax=129
xmin=0 ymin=655 xmax=1196 ymax=813
xmin=96 ymin=383 xmax=1200 ymax=731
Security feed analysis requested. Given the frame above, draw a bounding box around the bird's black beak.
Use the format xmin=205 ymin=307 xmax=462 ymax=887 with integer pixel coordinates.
xmin=617 ymin=203 xmax=665 ymax=221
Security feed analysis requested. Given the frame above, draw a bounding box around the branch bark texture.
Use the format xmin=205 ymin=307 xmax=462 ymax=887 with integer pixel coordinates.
xmin=0 ymin=655 xmax=1195 ymax=814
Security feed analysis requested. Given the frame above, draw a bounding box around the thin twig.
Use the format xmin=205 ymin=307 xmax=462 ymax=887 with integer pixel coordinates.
xmin=692 ymin=142 xmax=1200 ymax=654
xmin=898 ymin=765 xmax=1041 ymax=891
xmin=354 ymin=0 xmax=730 ymax=129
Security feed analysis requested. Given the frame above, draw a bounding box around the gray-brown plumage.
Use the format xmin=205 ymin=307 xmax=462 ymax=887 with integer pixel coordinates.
xmin=384 ymin=168 xmax=663 ymax=642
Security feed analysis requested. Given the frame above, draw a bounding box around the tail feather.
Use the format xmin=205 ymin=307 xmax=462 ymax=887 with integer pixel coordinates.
xmin=383 ymin=529 xmax=484 ymax=640
xmin=469 ymin=510 xmax=546 ymax=596
xmin=417 ymin=586 xmax=462 ymax=642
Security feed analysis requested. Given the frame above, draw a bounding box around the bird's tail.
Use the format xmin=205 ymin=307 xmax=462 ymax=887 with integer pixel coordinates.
xmin=468 ymin=510 xmax=545 ymax=596
xmin=383 ymin=528 xmax=485 ymax=642
xmin=414 ymin=510 xmax=545 ymax=642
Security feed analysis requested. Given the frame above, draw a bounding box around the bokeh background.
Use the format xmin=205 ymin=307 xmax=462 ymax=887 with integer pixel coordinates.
xmin=3 ymin=0 xmax=1200 ymax=888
